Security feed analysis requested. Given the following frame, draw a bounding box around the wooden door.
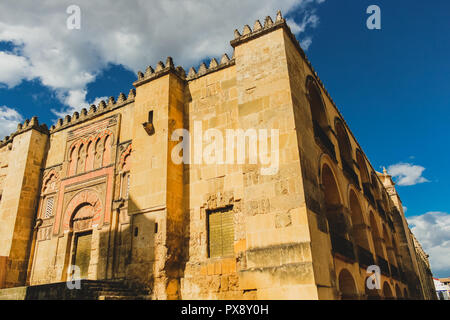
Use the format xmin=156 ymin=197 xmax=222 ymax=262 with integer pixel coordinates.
xmin=73 ymin=231 xmax=92 ymax=279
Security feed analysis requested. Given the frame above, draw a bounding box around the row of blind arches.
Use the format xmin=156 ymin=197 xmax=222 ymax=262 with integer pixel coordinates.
xmin=67 ymin=134 xmax=113 ymax=176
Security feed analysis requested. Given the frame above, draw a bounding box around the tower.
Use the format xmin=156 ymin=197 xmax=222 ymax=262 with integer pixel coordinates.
xmin=0 ymin=119 xmax=48 ymax=288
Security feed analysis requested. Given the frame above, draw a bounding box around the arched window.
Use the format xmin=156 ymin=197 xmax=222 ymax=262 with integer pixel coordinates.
xmin=122 ymin=154 xmax=130 ymax=172
xmin=94 ymin=138 xmax=103 ymax=169
xmin=383 ymin=225 xmax=398 ymax=267
xmin=307 ymin=77 xmax=328 ymax=130
xmin=85 ymin=141 xmax=95 ymax=172
xmin=335 ymin=119 xmax=358 ymax=186
xmin=403 ymin=288 xmax=408 ymax=299
xmin=122 ymin=172 xmax=130 ymax=199
xmin=102 ymin=135 xmax=112 ymax=167
xmin=39 ymin=172 xmax=58 ymax=222
xmin=369 ymin=212 xmax=384 ymax=259
xmin=307 ymin=77 xmax=335 ymax=159
xmin=365 ymin=276 xmax=381 ymax=300
xmin=121 ymin=152 xmax=131 ymax=200
xmin=321 ymin=163 xmax=355 ymax=261
xmin=43 ymin=173 xmax=57 ymax=194
xmin=77 ymin=144 xmax=86 ymax=175
xmin=356 ymin=150 xmax=369 ymax=183
xmin=357 ymin=150 xmax=375 ymax=205
xmin=120 ymin=147 xmax=131 ymax=201
xmin=395 ymin=284 xmax=402 ymax=299
xmin=371 ymin=172 xmax=381 ymax=200
xmin=349 ymin=191 xmax=374 ymax=268
xmin=370 ymin=214 xmax=391 ymax=276
xmin=68 ymin=146 xmax=77 ymax=176
xmin=382 ymin=282 xmax=394 ymax=300
xmin=338 ymin=269 xmax=358 ymax=300
xmin=335 ymin=120 xmax=352 ymax=164
xmin=322 ymin=164 xmax=344 ymax=235
xmin=349 ymin=191 xmax=370 ymax=248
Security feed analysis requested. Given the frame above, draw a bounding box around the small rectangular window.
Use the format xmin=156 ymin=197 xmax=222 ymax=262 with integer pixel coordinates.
xmin=208 ymin=207 xmax=234 ymax=258
xmin=44 ymin=196 xmax=54 ymax=218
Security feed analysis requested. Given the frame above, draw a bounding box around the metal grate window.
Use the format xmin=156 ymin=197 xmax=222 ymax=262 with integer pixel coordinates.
xmin=208 ymin=207 xmax=234 ymax=258
xmin=44 ymin=196 xmax=54 ymax=218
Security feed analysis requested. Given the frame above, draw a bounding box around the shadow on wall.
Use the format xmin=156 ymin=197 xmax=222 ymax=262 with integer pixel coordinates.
xmin=99 ymin=196 xmax=158 ymax=291
xmin=95 ymin=171 xmax=190 ymax=299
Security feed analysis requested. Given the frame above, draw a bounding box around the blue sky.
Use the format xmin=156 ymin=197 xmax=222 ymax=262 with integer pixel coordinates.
xmin=0 ymin=0 xmax=448 ymax=277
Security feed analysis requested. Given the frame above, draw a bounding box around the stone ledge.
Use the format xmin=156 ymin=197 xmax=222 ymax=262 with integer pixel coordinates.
xmin=238 ymin=261 xmax=315 ymax=290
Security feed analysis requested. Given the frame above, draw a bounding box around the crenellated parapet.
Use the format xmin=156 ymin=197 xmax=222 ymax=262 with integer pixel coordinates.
xmin=0 ymin=116 xmax=49 ymax=148
xmin=186 ymin=53 xmax=234 ymax=81
xmin=230 ymin=10 xmax=286 ymax=48
xmin=49 ymin=89 xmax=136 ymax=134
xmin=133 ymin=57 xmax=186 ymax=87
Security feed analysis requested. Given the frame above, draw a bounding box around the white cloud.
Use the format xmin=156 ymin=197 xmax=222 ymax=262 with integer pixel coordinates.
xmin=287 ymin=14 xmax=319 ymax=34
xmin=408 ymin=212 xmax=450 ymax=275
xmin=286 ymin=6 xmax=320 ymax=51
xmin=0 ymin=106 xmax=23 ymax=139
xmin=51 ymin=89 xmax=108 ymax=118
xmin=300 ymin=37 xmax=313 ymax=50
xmin=0 ymin=52 xmax=32 ymax=87
xmin=387 ymin=162 xmax=430 ymax=186
xmin=0 ymin=1 xmax=324 ymax=117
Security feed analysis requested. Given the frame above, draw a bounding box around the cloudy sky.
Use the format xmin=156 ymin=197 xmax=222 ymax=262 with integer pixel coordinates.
xmin=0 ymin=0 xmax=449 ymax=277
